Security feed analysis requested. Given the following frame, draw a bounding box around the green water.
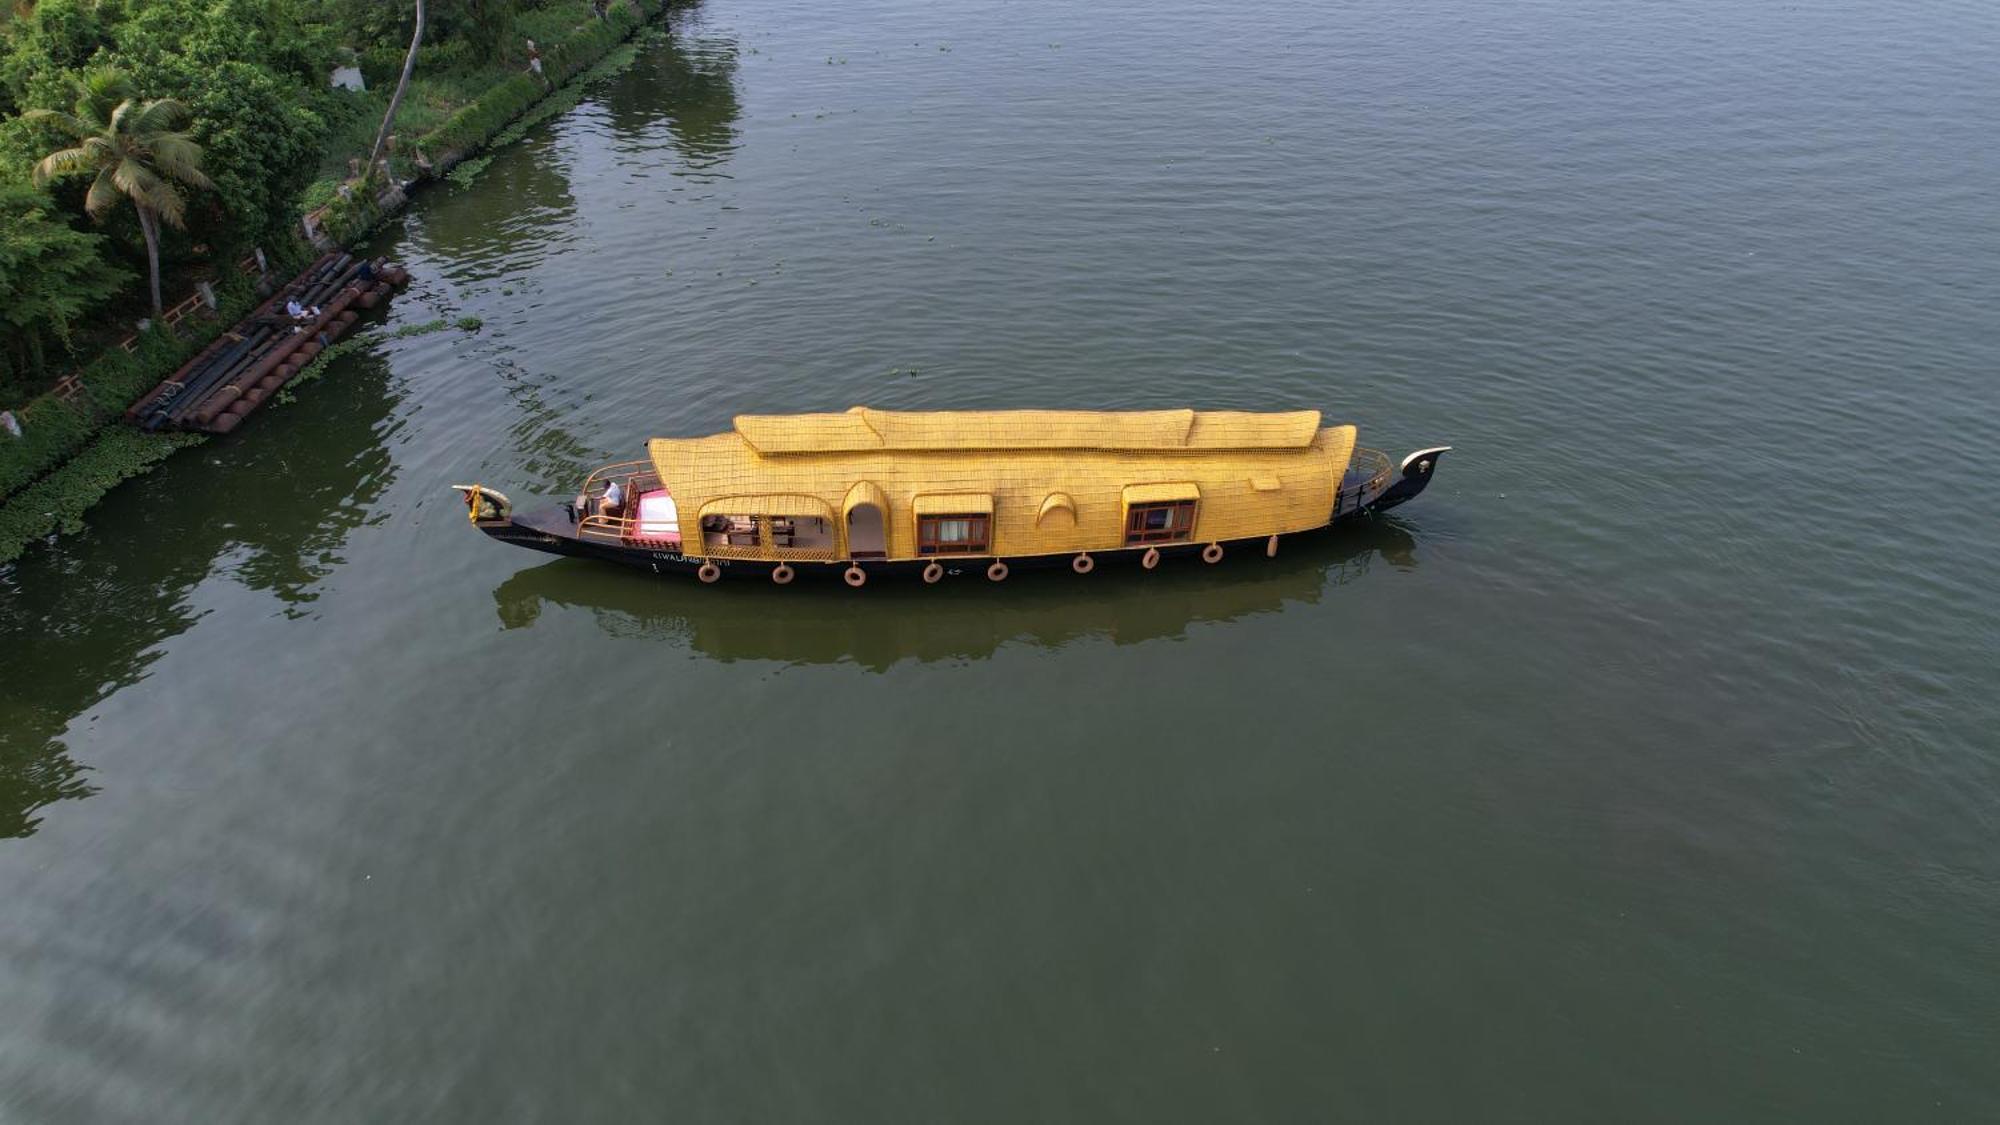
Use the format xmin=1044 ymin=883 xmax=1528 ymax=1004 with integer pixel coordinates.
xmin=4 ymin=1 xmax=1998 ymax=1119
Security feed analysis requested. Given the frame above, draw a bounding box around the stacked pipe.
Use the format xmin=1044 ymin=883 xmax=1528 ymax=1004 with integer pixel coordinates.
xmin=125 ymin=253 xmax=411 ymax=434
xmin=200 ymin=258 xmax=408 ymax=435
xmin=188 ymin=256 xmax=366 ymax=428
xmin=131 ymin=253 xmax=341 ymax=428
xmin=169 ymin=252 xmax=358 ymax=428
xmin=140 ymin=253 xmax=350 ymax=431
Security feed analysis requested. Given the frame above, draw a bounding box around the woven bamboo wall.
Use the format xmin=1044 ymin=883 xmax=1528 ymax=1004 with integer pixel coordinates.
xmin=650 ymin=409 xmax=1356 ymax=561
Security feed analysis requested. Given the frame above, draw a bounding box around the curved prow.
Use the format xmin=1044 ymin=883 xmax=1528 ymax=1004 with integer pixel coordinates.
xmin=452 ymin=483 xmax=513 ymax=525
xmin=1363 ymin=446 xmax=1451 ymax=516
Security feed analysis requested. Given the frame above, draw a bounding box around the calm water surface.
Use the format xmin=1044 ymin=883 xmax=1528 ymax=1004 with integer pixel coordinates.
xmin=4 ymin=0 xmax=1998 ymax=1119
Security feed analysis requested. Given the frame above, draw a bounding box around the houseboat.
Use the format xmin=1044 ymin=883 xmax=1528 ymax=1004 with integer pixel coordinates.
xmin=454 ymin=407 xmax=1448 ymax=586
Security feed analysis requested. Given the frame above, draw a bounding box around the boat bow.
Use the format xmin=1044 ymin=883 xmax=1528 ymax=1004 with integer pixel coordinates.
xmin=1363 ymin=447 xmax=1451 ymax=515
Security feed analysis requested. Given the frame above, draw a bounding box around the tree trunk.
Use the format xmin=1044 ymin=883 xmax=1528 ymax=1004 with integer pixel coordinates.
xmin=138 ymin=204 xmax=163 ymax=316
xmin=366 ymin=0 xmax=427 ymax=187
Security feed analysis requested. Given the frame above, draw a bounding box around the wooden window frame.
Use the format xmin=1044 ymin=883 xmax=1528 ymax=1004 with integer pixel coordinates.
xmin=1124 ymin=499 xmax=1198 ymax=545
xmin=916 ymin=513 xmax=991 ymax=556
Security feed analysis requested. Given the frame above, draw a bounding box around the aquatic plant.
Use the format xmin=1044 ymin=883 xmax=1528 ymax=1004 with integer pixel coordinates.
xmin=0 ymin=428 xmax=204 ymax=564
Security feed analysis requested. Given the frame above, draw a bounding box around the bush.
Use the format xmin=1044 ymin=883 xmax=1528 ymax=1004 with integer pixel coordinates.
xmin=359 ymin=38 xmax=476 ymax=91
xmin=417 ymin=0 xmax=639 ymax=160
xmin=0 ymin=396 xmax=95 ymax=500
xmin=358 ymin=44 xmax=411 ymax=90
xmin=300 ymin=176 xmax=342 ymax=212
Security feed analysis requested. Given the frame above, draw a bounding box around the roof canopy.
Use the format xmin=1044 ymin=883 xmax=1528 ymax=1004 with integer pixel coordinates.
xmin=731 ymin=408 xmax=1323 ymax=456
xmin=911 ymin=492 xmax=995 ymax=516
xmin=1122 ymin=482 xmax=1202 ymax=505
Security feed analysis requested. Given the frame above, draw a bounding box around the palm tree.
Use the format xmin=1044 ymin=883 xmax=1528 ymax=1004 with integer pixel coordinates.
xmin=27 ymin=70 xmax=213 ymax=317
xmin=366 ymin=0 xmax=427 ymax=186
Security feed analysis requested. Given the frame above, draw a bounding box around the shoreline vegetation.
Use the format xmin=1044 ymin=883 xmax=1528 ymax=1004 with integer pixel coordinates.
xmin=0 ymin=0 xmax=671 ymax=565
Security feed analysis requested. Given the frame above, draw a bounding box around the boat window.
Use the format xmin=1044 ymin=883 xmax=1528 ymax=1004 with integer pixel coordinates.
xmin=1125 ymin=500 xmax=1197 ymax=545
xmin=917 ymin=514 xmax=990 ymax=555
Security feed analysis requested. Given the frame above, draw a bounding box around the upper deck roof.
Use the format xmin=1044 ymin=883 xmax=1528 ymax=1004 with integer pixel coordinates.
xmin=729 ymin=407 xmax=1324 ymax=456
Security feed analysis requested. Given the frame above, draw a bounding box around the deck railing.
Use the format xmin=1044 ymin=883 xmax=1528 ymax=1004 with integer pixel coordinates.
xmin=1337 ymin=447 xmax=1394 ymax=516
xmin=574 ymin=459 xmax=661 ymax=543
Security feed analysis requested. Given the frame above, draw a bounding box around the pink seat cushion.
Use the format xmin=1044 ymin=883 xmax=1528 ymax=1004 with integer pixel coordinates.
xmin=636 ymin=490 xmax=681 ymax=544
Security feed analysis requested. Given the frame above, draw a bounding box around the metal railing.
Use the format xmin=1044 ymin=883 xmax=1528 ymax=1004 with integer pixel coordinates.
xmin=575 ymin=460 xmax=661 ymax=543
xmin=1337 ymin=447 xmax=1394 ymax=516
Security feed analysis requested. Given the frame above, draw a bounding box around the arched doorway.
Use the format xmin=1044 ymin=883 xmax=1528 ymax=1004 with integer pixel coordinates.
xmin=847 ymin=503 xmax=886 ymax=559
xmin=843 ymin=481 xmax=889 ymax=560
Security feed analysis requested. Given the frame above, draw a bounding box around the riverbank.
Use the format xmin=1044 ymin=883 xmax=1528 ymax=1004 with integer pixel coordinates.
xmin=310 ymin=0 xmax=665 ymax=245
xmin=0 ymin=1 xmax=669 ymax=565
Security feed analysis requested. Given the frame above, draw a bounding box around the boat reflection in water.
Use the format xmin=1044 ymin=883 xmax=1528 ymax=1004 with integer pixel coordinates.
xmin=493 ymin=520 xmax=1419 ymax=670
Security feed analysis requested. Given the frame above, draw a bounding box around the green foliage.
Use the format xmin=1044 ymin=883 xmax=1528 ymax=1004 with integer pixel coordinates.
xmin=394 ymin=317 xmax=454 ymax=338
xmin=0 ymin=0 xmax=107 ymax=114
xmin=0 ymin=181 xmax=131 ymax=391
xmin=0 ymin=427 xmax=205 ymax=564
xmin=174 ymin=62 xmax=326 ymax=246
xmin=108 ymin=1 xmax=331 ymax=248
xmin=300 ymin=176 xmax=342 ymax=213
xmin=299 ymin=0 xmax=408 ymax=61
xmin=0 ymin=395 xmax=96 ymax=500
xmin=431 ymin=0 xmax=522 ymax=63
xmin=358 ymin=38 xmax=475 ymax=92
xmin=26 ymin=70 xmax=211 ymax=227
xmin=445 ymin=154 xmax=491 ymax=187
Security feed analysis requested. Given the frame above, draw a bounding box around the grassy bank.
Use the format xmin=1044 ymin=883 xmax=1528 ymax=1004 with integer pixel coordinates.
xmin=312 ymin=0 xmax=658 ymax=244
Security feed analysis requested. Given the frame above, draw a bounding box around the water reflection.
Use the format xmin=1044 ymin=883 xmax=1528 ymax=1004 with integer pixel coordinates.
xmin=601 ymin=26 xmax=742 ymax=171
xmin=220 ymin=352 xmax=401 ymax=611
xmin=495 ymin=522 xmax=1418 ymax=669
xmin=413 ymin=135 xmax=582 ymax=274
xmin=0 ymin=346 xmax=401 ymax=836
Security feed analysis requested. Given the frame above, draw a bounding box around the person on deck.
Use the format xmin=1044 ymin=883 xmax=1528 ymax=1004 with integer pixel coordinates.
xmin=600 ymin=478 xmax=625 ymax=518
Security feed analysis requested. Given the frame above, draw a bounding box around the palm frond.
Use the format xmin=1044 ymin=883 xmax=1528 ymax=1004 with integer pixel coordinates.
xmin=126 ymin=97 xmax=193 ymax=137
xmin=150 ymin=183 xmax=191 ymax=228
xmin=19 ymin=107 xmax=92 ymax=140
xmin=31 ymin=145 xmax=98 ymax=186
xmin=112 ymin=159 xmax=188 ymax=227
xmin=146 ymin=133 xmax=212 ymax=189
xmin=84 ymin=169 xmax=122 ymax=219
xmin=109 ymin=157 xmax=165 ymax=202
xmin=75 ymin=68 xmax=136 ymax=125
